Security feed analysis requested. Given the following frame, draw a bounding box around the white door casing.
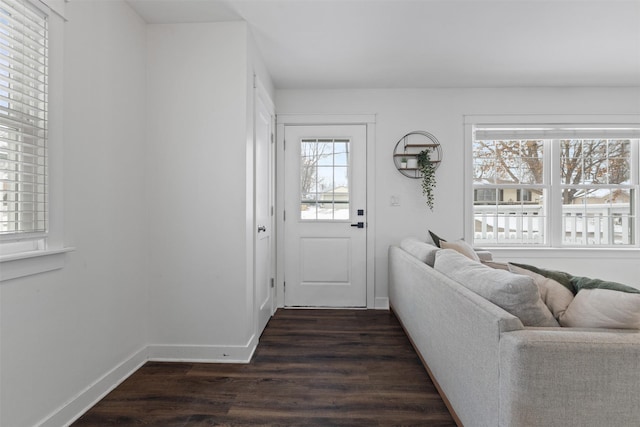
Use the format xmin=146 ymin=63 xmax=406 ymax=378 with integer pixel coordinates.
xmin=255 ymin=80 xmax=275 ymax=336
xmin=283 ymin=124 xmax=368 ymax=307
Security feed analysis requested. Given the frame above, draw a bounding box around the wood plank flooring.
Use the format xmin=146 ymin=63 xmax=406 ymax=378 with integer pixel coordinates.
xmin=73 ymin=309 xmax=455 ymax=426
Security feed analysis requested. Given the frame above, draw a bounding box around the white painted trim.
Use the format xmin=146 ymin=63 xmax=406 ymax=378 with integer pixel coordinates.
xmin=275 ymin=114 xmax=377 ymax=308
xmin=365 ymin=122 xmax=377 ymax=309
xmin=255 ymin=77 xmax=275 ymax=114
xmin=37 ymin=0 xmax=67 ymax=21
xmin=276 ymin=121 xmax=285 ymax=308
xmin=37 ymin=346 xmax=148 ymax=427
xmin=0 ymin=247 xmax=74 ymax=282
xmin=463 ymin=114 xmax=640 ymax=125
xmin=278 ymin=113 xmax=376 ymax=125
xmin=33 ymin=336 xmax=258 ymax=425
xmin=253 ymin=76 xmax=277 ymax=339
xmin=463 ymin=123 xmax=474 ymax=243
xmin=374 ymin=297 xmax=389 ymax=310
xmin=488 ymin=247 xmax=640 ymax=260
xmin=148 ymin=334 xmax=258 ymax=364
xmin=0 ymin=246 xmax=74 ymax=262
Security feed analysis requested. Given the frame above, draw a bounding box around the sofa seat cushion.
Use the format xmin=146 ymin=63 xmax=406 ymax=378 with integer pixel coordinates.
xmin=434 ymin=250 xmax=559 ymax=327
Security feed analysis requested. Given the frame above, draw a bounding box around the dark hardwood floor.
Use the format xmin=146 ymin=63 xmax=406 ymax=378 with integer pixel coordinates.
xmin=73 ymin=309 xmax=455 ymax=426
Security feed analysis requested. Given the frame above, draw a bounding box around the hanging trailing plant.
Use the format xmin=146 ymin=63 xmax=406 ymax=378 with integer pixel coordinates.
xmin=417 ymin=149 xmax=437 ymax=211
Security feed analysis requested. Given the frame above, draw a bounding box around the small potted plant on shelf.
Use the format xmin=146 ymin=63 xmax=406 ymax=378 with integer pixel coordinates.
xmin=417 ymin=149 xmax=437 ymax=211
xmin=400 ymin=157 xmax=408 ymax=169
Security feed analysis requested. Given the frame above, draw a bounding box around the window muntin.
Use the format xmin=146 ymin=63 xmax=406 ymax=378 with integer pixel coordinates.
xmin=300 ymin=138 xmax=350 ymax=220
xmin=0 ymin=0 xmax=48 ymax=241
xmin=472 ymin=129 xmax=638 ymax=248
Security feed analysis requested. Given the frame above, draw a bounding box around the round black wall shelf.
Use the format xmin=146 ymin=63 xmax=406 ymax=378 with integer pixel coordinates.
xmin=393 ymin=131 xmax=442 ymax=179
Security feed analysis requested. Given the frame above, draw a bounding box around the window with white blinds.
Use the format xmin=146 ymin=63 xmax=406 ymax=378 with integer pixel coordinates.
xmin=0 ymin=0 xmax=48 ymax=239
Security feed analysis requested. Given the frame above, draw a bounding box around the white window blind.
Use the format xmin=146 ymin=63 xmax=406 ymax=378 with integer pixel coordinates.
xmin=475 ymin=125 xmax=640 ymax=141
xmin=0 ymin=0 xmax=48 ymax=239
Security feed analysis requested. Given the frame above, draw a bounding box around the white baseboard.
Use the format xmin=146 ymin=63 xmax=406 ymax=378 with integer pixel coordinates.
xmin=38 ymin=346 xmax=148 ymax=427
xmin=374 ymin=297 xmax=389 ymax=310
xmin=147 ymin=337 xmax=257 ymax=364
xmin=35 ymin=336 xmax=258 ymax=426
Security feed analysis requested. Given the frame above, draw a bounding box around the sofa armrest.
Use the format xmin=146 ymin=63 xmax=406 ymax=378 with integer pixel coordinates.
xmin=390 ymin=245 xmax=523 ymax=427
xmin=499 ymin=328 xmax=640 ymax=427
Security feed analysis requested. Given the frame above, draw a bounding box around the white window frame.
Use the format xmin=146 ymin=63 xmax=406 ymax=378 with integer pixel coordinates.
xmin=464 ymin=114 xmax=640 ymax=254
xmin=0 ymin=0 xmax=71 ymax=281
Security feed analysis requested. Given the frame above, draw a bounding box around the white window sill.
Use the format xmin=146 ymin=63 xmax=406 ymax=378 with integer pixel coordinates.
xmin=485 ymin=246 xmax=640 ymax=260
xmin=0 ymin=247 xmax=75 ymax=282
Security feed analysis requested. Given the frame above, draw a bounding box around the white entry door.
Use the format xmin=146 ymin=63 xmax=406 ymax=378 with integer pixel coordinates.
xmin=255 ymin=83 xmax=275 ymax=336
xmin=284 ymin=124 xmax=367 ymax=307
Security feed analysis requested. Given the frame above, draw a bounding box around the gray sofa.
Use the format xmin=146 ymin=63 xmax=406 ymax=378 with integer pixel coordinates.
xmin=389 ymin=240 xmax=640 ymax=427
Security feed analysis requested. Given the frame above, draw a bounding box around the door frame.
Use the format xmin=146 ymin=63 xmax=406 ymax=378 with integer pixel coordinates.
xmin=276 ymin=114 xmax=377 ymax=308
xmin=254 ymin=77 xmax=276 ymax=335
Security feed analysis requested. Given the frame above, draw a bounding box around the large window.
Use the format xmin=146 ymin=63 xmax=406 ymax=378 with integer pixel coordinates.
xmin=470 ymin=124 xmax=640 ymax=247
xmin=0 ymin=0 xmax=48 ymax=245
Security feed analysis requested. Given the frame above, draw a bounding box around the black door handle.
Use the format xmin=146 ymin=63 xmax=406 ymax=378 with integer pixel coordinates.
xmin=258 ymin=226 xmax=266 ymax=233
xmin=350 ymin=222 xmax=364 ymax=229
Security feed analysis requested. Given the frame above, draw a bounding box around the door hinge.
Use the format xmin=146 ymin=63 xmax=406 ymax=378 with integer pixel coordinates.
xmin=283 ymin=210 xmax=286 ymax=221
xmin=283 ymin=139 xmax=286 ymax=150
xmin=271 ymin=133 xmax=274 ymax=144
xmin=271 ymin=206 xmax=274 ymax=216
xmin=253 ymin=73 xmax=257 ymax=89
xmin=270 ymin=278 xmax=275 ymax=288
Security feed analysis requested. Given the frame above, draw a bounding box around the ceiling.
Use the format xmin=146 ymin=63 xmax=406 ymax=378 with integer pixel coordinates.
xmin=126 ymin=0 xmax=640 ymax=89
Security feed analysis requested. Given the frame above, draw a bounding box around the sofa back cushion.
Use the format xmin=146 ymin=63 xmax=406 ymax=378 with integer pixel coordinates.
xmin=440 ymin=240 xmax=480 ymax=261
xmin=559 ymin=289 xmax=640 ymax=329
xmin=507 ymin=262 xmax=640 ymax=329
xmin=400 ymin=237 xmax=440 ymax=267
xmin=434 ymin=249 xmax=559 ymax=327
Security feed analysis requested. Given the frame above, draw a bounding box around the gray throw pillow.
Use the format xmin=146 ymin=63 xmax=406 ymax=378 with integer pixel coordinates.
xmin=434 ymin=250 xmax=559 ymax=327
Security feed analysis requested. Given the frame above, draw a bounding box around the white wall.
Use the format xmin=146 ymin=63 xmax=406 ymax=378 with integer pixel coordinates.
xmin=146 ymin=21 xmax=262 ymax=358
xmin=276 ymin=87 xmax=640 ymax=299
xmin=3 ymin=3 xmax=636 ymax=424
xmin=0 ymin=2 xmax=148 ymax=426
xmin=1 ymin=13 xmax=275 ymax=425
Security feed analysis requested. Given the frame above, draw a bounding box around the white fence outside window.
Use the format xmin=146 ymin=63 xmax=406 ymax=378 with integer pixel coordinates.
xmin=474 ymin=203 xmax=632 ymax=246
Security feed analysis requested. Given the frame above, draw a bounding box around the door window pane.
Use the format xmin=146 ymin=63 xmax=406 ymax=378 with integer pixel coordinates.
xmin=300 ymin=138 xmax=350 ymax=220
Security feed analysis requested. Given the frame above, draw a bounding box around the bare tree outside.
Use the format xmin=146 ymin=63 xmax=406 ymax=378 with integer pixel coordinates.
xmin=560 ymin=139 xmax=630 ymax=203
xmin=473 ymin=139 xmax=544 ymax=186
xmin=300 ymin=141 xmax=332 ymax=199
xmin=299 ymin=140 xmax=350 ymax=220
xmin=474 ymin=139 xmax=631 ymax=204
